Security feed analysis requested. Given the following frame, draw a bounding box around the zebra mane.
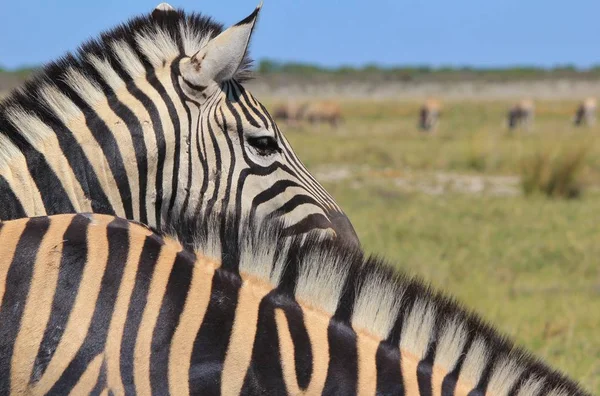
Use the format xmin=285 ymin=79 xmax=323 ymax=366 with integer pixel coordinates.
xmin=163 ymin=213 xmax=588 ymax=395
xmin=0 ymin=6 xmax=253 ymax=112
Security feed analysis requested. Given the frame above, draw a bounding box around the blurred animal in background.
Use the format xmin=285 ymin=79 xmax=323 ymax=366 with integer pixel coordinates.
xmin=507 ymin=99 xmax=535 ymax=130
xmin=272 ymin=101 xmax=308 ymax=127
xmin=418 ymin=98 xmax=441 ymax=132
xmin=573 ymin=97 xmax=597 ymax=127
xmin=272 ymin=100 xmax=342 ymax=127
xmin=303 ymin=100 xmax=342 ymax=127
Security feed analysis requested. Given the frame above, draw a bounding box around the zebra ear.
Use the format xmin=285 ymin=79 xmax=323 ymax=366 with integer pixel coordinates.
xmin=186 ymin=3 xmax=261 ymax=85
xmin=152 ymin=3 xmax=175 ymax=17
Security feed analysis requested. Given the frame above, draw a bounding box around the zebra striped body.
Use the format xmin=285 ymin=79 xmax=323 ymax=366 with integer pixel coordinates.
xmin=0 ymin=4 xmax=357 ymax=244
xmin=0 ymin=214 xmax=588 ymax=395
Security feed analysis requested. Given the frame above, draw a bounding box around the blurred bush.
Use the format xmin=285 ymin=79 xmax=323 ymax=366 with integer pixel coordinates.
xmin=521 ymin=146 xmax=588 ymax=199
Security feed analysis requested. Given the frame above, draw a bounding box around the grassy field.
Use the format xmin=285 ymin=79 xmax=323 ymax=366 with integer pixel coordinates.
xmin=272 ymin=99 xmax=600 ymax=393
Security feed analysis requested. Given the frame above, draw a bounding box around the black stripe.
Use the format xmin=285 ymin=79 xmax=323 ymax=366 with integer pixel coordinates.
xmin=281 ymin=213 xmax=332 ymax=237
xmin=234 ymin=6 xmax=259 ymax=27
xmin=276 ymin=236 xmax=302 ymax=296
xmin=507 ymin=369 xmax=532 ymax=396
xmin=0 ymin=216 xmax=50 ymax=392
xmin=2 ymin=127 xmax=75 ymax=215
xmin=272 ymin=238 xmax=313 ymax=389
xmin=323 ymin=318 xmax=358 ymax=395
xmin=89 ymin=359 xmax=107 ymax=396
xmin=171 ymin=61 xmax=197 ymax=221
xmin=149 ymin=250 xmax=195 ymax=395
xmin=417 ymin=342 xmax=435 ymax=396
xmin=181 ymin=77 xmax=207 ymax=92
xmin=230 ymin=83 xmax=261 ymax=129
xmin=31 ymin=214 xmax=91 ymax=383
xmin=441 ymin=334 xmax=474 ymax=395
xmin=200 ymin=104 xmax=224 ymax=221
xmin=145 ymin=69 xmax=182 ymax=223
xmin=34 ymin=75 xmax=134 ymax=219
xmin=218 ymin=105 xmax=237 ymax=214
xmin=375 ymin=342 xmax=405 ymax=396
xmin=81 ymin=107 xmax=134 ymax=219
xmin=0 ymin=175 xmax=26 ymax=219
xmin=191 ymin=92 xmax=219 ymax=220
xmin=236 ymin=82 xmax=270 ymax=129
xmin=46 ymin=217 xmax=130 ymax=393
xmin=12 ymin=103 xmax=115 ymax=216
xmin=188 ymin=268 xmax=241 ymax=394
xmin=268 ymin=195 xmax=324 ymax=220
xmin=322 ymin=258 xmax=360 ymax=395
xmin=120 ymin=233 xmax=165 ymax=394
xmin=83 ymin=62 xmax=150 ymax=224
xmin=215 ymin=105 xmax=240 ymax=269
xmin=467 ymin=346 xmax=497 ymax=396
xmin=249 ymin=179 xmax=305 ymax=222
xmin=228 ymin=90 xmax=297 ymax=240
xmin=283 ymin=299 xmax=313 ymax=390
xmin=120 ymin=77 xmax=167 ymax=225
xmin=101 ymin=26 xmax=170 ymax=226
xmin=240 ymin=291 xmax=294 ymax=394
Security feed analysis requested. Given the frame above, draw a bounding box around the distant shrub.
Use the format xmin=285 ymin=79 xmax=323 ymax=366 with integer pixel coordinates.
xmin=521 ymin=146 xmax=588 ymax=199
xmin=254 ymin=60 xmax=600 ymax=81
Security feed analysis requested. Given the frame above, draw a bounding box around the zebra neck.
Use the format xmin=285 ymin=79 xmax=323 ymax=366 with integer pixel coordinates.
xmin=0 ymin=67 xmax=195 ymax=229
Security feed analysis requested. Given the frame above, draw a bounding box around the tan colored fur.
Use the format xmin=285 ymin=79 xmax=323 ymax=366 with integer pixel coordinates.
xmin=10 ymin=216 xmax=72 ymax=394
xmin=0 ymin=214 xmax=585 ymax=395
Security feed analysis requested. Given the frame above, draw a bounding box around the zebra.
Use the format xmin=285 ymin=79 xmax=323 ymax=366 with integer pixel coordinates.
xmin=419 ymin=99 xmax=441 ymax=132
xmin=507 ymin=99 xmax=535 ymax=130
xmin=0 ymin=3 xmax=358 ymax=244
xmin=573 ymin=97 xmax=597 ymax=127
xmin=0 ymin=213 xmax=589 ymax=395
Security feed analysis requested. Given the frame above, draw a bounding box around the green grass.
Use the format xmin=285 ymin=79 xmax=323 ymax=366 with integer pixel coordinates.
xmin=273 ymin=99 xmax=600 ymax=183
xmin=271 ymin=99 xmax=600 ymax=393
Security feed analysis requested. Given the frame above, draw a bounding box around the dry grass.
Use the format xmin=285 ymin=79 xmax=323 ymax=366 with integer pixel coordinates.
xmin=521 ymin=146 xmax=589 ymax=198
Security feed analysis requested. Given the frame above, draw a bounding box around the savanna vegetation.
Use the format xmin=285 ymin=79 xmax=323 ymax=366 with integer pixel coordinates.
xmin=258 ymin=60 xmax=600 ymax=82
xmin=1 ymin=68 xmax=598 ymax=391
xmin=269 ymin=98 xmax=600 ymax=393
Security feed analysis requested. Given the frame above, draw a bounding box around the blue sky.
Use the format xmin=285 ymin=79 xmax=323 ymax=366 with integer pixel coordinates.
xmin=1 ymin=0 xmax=599 ymax=69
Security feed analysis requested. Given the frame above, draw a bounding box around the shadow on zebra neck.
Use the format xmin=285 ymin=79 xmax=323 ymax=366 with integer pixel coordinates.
xmin=0 ymin=212 xmax=589 ymax=395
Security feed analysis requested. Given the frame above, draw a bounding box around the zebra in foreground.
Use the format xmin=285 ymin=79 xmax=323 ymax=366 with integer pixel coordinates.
xmin=0 ymin=213 xmax=589 ymax=395
xmin=0 ymin=3 xmax=357 ymax=243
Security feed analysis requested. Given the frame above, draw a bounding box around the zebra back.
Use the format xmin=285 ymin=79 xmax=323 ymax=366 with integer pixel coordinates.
xmin=0 ymin=213 xmax=589 ymax=395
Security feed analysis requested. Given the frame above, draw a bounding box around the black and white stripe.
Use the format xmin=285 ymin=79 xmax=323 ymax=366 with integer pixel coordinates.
xmin=0 ymin=4 xmax=358 ymax=244
xmin=0 ymin=213 xmax=589 ymax=395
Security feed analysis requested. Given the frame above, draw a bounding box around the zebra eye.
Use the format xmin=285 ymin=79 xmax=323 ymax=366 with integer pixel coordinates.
xmin=247 ymin=136 xmax=280 ymax=156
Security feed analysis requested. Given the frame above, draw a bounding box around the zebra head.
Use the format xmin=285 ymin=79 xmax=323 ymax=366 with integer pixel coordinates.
xmin=159 ymin=4 xmax=358 ymax=242
xmin=0 ymin=3 xmax=358 ymax=245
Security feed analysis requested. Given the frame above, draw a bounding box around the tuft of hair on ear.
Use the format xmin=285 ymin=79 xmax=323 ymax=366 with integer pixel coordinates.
xmin=235 ymin=56 xmax=255 ymax=83
xmin=152 ymin=3 xmax=176 ymax=19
